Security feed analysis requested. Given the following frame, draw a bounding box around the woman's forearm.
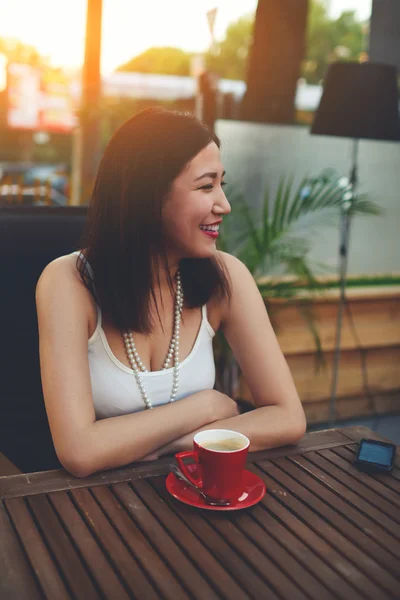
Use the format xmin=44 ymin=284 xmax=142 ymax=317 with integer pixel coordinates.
xmin=62 ymin=390 xmax=238 ymax=477
xmin=159 ymin=403 xmax=306 ymax=456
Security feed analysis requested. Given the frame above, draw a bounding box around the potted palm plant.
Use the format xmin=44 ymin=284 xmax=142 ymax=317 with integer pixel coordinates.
xmin=215 ymin=169 xmax=381 ymax=398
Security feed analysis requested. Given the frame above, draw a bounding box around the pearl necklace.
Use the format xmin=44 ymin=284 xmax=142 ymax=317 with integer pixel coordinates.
xmin=122 ymin=271 xmax=184 ymax=410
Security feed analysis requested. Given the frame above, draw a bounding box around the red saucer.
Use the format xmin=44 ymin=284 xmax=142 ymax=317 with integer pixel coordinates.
xmin=166 ymin=468 xmax=266 ymax=511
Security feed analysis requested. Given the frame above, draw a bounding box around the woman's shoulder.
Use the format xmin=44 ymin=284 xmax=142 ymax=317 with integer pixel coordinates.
xmin=38 ymin=252 xmax=83 ymax=287
xmin=36 ymin=252 xmax=93 ymax=313
xmin=36 ymin=251 xmax=98 ymax=336
xmin=216 ymin=251 xmax=250 ymax=280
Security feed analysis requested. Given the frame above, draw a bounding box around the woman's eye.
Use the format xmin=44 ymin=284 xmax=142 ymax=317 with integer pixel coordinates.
xmin=198 ymin=181 xmax=227 ymax=191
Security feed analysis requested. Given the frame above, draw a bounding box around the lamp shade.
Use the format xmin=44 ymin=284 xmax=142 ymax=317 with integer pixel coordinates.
xmin=311 ymin=62 xmax=400 ymax=141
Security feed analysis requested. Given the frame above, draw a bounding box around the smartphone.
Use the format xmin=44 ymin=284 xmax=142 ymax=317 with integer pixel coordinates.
xmin=354 ymin=438 xmax=396 ymax=473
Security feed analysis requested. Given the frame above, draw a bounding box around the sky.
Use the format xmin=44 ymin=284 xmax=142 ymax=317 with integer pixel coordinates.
xmin=0 ymin=0 xmax=373 ymax=74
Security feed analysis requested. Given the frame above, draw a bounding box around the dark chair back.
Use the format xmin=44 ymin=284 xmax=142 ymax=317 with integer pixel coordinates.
xmin=0 ymin=206 xmax=87 ymax=472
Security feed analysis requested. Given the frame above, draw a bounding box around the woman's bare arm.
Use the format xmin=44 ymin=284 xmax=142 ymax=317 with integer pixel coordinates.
xmin=158 ymin=402 xmax=302 ymax=456
xmin=158 ymin=252 xmax=306 ymax=456
xmin=36 ymin=257 xmax=239 ymax=478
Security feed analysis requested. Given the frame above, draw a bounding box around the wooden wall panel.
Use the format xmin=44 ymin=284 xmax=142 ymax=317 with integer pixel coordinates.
xmin=240 ymin=346 xmax=400 ymax=404
xmin=268 ymin=295 xmax=400 ymax=355
xmin=304 ymin=392 xmax=400 ymax=424
xmin=240 ymin=289 xmax=400 ymax=424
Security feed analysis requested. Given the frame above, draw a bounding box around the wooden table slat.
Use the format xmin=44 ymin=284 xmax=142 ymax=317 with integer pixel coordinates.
xmin=91 ymin=484 xmax=190 ymax=600
xmin=70 ymin=487 xmax=160 ymax=600
xmin=0 ymin=428 xmax=353 ymax=500
xmin=0 ymin=501 xmax=42 ymax=600
xmin=305 ymin=449 xmax=400 ymax=521
xmin=328 ymin=446 xmax=400 ymax=509
xmin=271 ymin=456 xmax=400 ymax=563
xmin=229 ymin=510 xmax=338 ymax=600
xmin=0 ymin=460 xmax=171 ymax=500
xmin=274 ymin=455 xmax=400 ymax=558
xmin=113 ymin=481 xmax=223 ymax=600
xmin=48 ymin=491 xmax=131 ymax=600
xmin=382 ymin=460 xmax=400 ymax=480
xmin=289 ymin=453 xmax=400 ymax=540
xmin=246 ymin=495 xmax=359 ymax=600
xmin=150 ymin=477 xmax=278 ymax=600
xmin=5 ymin=497 xmax=71 ymax=600
xmin=133 ymin=478 xmax=265 ymax=600
xmin=143 ymin=483 xmax=301 ymax=600
xmin=204 ymin=511 xmax=314 ymax=600
xmin=255 ymin=460 xmax=400 ymax=599
xmin=250 ymin=463 xmax=396 ymax=600
xmin=27 ymin=494 xmax=101 ymax=600
xmin=1 ymin=427 xmax=399 ymax=600
xmin=166 ymin=486 xmax=305 ymax=600
xmin=390 ymin=468 xmax=400 ymax=481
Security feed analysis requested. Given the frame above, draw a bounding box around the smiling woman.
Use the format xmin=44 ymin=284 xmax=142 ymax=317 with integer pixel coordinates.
xmin=36 ymin=108 xmax=306 ymax=478
xmin=162 ymin=143 xmax=229 ymax=260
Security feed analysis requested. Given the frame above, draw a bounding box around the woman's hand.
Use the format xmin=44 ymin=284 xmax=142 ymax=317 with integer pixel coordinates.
xmin=153 ymin=392 xmax=241 ymax=458
xmin=135 ymin=392 xmax=240 ymax=462
xmin=208 ymin=390 xmax=241 ymax=421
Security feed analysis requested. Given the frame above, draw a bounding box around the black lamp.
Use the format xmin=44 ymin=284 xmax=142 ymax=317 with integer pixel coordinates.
xmin=311 ymin=61 xmax=400 ymax=425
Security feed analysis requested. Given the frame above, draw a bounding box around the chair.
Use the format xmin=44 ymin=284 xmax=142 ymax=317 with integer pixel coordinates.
xmin=0 ymin=206 xmax=87 ymax=473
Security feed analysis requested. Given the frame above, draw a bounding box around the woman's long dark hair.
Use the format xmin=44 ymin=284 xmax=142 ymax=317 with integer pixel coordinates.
xmin=78 ymin=108 xmax=231 ymax=333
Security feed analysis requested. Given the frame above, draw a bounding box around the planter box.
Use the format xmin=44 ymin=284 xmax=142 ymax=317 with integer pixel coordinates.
xmin=239 ymin=286 xmax=400 ymax=424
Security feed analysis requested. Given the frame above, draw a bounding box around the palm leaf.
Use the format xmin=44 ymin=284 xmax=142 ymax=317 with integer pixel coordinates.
xmin=261 ymin=186 xmax=270 ymax=247
xmin=271 ymin=177 xmax=286 ymax=239
xmin=307 ymin=183 xmax=343 ymax=212
xmin=287 ymin=176 xmax=317 ymax=223
xmin=217 ymin=169 xmax=382 ymax=398
xmin=277 ymin=174 xmax=295 ymax=231
xmin=349 ymin=196 xmax=382 ymax=216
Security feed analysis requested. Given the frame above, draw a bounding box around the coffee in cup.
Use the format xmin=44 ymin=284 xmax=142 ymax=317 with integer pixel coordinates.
xmin=199 ymin=437 xmax=246 ymax=452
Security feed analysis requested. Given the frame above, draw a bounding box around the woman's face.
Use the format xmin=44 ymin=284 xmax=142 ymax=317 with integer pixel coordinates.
xmin=162 ymin=142 xmax=231 ymax=262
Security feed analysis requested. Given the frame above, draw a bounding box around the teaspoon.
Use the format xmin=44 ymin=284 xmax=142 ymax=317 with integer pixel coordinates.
xmin=168 ymin=464 xmax=230 ymax=507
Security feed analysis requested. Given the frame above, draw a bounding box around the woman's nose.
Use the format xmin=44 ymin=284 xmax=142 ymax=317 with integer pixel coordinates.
xmin=214 ymin=190 xmax=231 ymax=215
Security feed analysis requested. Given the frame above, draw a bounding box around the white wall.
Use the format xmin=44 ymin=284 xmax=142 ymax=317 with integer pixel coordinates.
xmin=217 ymin=120 xmax=400 ymax=275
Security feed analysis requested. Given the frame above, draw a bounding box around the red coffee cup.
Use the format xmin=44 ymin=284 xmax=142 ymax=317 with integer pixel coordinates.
xmin=175 ymin=429 xmax=250 ymax=502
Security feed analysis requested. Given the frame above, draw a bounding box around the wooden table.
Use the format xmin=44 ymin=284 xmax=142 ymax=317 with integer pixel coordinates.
xmin=1 ymin=426 xmax=399 ymax=600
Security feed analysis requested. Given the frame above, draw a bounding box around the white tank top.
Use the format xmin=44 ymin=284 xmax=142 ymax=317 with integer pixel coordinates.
xmin=73 ymin=253 xmax=216 ymax=420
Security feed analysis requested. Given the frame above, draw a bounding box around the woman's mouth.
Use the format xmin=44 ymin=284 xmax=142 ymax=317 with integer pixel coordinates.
xmin=199 ymin=224 xmax=220 ymax=239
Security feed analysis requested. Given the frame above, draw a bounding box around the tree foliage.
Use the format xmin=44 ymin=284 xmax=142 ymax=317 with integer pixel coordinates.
xmin=114 ymin=1 xmax=365 ymax=85
xmin=116 ymin=46 xmax=191 ymax=76
xmin=303 ymin=2 xmax=365 ymax=84
xmin=0 ymin=37 xmax=45 ymax=67
xmin=205 ymin=15 xmax=253 ymax=81
xmin=1 ymin=0 xmax=366 ymax=86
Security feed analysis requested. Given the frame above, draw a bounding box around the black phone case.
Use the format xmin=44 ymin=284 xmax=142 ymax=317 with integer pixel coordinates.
xmin=354 ymin=438 xmax=396 ymax=473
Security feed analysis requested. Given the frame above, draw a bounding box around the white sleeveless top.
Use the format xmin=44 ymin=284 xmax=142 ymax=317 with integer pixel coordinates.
xmin=73 ymin=253 xmax=216 ymax=420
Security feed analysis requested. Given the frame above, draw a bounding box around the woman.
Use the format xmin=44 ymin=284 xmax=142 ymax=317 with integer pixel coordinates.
xmin=36 ymin=108 xmax=306 ymax=478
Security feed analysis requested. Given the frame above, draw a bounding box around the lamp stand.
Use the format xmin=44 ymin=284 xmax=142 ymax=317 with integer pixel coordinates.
xmin=328 ymin=139 xmax=359 ymax=426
